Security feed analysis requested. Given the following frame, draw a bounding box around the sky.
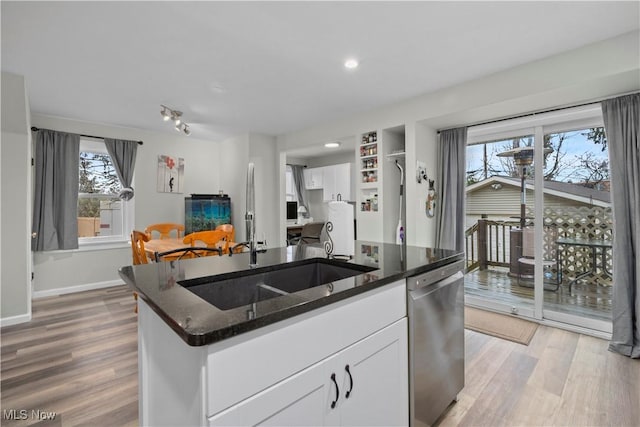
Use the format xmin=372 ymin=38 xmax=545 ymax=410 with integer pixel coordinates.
xmin=466 ymin=127 xmax=609 ymax=184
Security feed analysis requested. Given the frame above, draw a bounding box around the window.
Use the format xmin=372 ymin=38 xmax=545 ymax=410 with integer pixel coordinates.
xmin=285 ymin=165 xmax=298 ymax=202
xmin=78 ymin=139 xmax=132 ymax=244
xmin=466 ymin=135 xmax=534 ymax=184
xmin=543 ymin=127 xmax=609 ymax=189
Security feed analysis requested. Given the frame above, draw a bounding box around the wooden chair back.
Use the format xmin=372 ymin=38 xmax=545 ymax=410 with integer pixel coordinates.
xmin=131 ymin=230 xmax=150 ymax=265
xmin=299 ymin=221 xmax=325 ymax=244
xmin=145 ymin=223 xmax=185 ymax=240
xmin=183 ymin=230 xmax=229 ymax=255
xmin=215 ymin=224 xmax=235 ymax=243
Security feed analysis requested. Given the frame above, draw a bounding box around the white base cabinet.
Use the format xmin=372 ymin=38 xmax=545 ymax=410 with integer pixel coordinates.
xmin=137 ymin=280 xmax=407 ymax=427
xmin=209 ymin=319 xmax=407 ymax=426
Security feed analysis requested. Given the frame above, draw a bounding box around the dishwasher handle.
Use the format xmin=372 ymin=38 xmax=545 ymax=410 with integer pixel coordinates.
xmin=408 ymin=260 xmax=464 ymax=291
xmin=408 ymin=271 xmax=463 ymax=301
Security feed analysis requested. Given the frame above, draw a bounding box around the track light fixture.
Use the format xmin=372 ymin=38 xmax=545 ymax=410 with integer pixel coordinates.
xmin=160 ymin=104 xmax=191 ymax=136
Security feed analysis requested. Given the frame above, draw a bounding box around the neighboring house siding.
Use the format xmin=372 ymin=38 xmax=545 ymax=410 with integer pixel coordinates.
xmin=466 ymin=185 xmax=603 ymax=217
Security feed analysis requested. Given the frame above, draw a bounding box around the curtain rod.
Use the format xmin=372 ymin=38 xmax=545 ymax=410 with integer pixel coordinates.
xmin=436 ymin=90 xmax=639 ymax=134
xmin=30 ymin=126 xmax=143 ymax=145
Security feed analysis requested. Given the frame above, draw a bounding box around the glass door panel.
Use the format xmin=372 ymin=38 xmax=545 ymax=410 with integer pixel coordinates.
xmin=540 ymin=127 xmax=613 ymax=331
xmin=464 ymin=135 xmax=537 ymax=316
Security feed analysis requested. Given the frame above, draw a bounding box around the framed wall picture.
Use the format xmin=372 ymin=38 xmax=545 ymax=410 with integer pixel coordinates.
xmin=157 ymin=155 xmax=184 ymax=193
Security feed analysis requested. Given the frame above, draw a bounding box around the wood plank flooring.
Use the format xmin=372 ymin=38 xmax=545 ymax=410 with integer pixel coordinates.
xmin=2 ymin=285 xmax=638 ymax=426
xmin=437 ymin=326 xmax=640 ymax=427
xmin=466 ymin=267 xmax=612 ymax=322
xmin=1 ymin=285 xmax=138 ymax=427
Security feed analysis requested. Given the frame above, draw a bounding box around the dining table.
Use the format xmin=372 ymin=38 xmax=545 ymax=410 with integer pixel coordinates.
xmin=144 ymin=237 xmax=242 ymax=262
xmin=556 ymin=237 xmax=613 ymax=291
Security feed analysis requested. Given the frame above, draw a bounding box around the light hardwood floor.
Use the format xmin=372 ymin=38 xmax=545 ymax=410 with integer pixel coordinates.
xmin=1 ymin=285 xmax=138 ymax=427
xmin=437 ymin=325 xmax=640 ymax=426
xmin=1 ymin=285 xmax=638 ymax=426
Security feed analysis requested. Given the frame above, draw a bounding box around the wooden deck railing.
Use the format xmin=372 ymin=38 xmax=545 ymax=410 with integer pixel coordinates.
xmin=465 ymin=219 xmax=519 ymax=272
xmin=465 ymin=222 xmax=479 ymax=271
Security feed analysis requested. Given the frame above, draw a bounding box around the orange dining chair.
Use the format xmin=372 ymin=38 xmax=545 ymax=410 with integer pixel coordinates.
xmin=145 ymin=223 xmax=185 ymax=240
xmin=215 ymin=224 xmax=235 ymax=253
xmin=130 ymin=230 xmax=150 ymax=313
xmin=131 ymin=230 xmax=150 ymax=265
xmin=215 ymin=223 xmax=235 ymax=242
xmin=183 ymin=230 xmax=228 ymax=256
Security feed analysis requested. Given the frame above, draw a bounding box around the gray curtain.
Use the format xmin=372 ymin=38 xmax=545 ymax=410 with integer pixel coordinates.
xmin=105 ymin=138 xmax=138 ymax=200
xmin=602 ymin=93 xmax=640 ymax=358
xmin=32 ymin=130 xmax=80 ymax=251
xmin=435 ymin=127 xmax=467 ymax=252
xmin=290 ymin=165 xmax=308 ymax=212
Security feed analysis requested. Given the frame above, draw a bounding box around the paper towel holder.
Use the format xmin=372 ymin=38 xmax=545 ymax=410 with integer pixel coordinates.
xmin=324 ymin=221 xmax=334 ymax=257
xmin=324 ymin=221 xmax=353 ymax=260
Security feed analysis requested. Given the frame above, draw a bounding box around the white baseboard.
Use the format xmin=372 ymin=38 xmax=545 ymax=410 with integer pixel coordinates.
xmin=32 ymin=279 xmax=125 ymax=299
xmin=1 ymin=312 xmax=32 ymax=327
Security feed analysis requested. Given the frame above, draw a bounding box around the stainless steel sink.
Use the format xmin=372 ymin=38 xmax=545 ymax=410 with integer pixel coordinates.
xmin=179 ymin=259 xmax=376 ymax=311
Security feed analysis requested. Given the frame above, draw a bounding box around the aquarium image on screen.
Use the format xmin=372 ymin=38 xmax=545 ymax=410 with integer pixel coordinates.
xmin=185 ymin=195 xmax=231 ymax=235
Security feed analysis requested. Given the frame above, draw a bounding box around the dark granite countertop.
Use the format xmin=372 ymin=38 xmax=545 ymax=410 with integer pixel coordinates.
xmin=118 ymin=241 xmax=463 ymax=346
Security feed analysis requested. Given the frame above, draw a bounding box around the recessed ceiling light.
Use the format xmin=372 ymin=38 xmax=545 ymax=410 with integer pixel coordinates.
xmin=325 ymin=142 xmax=341 ymax=148
xmin=344 ymin=59 xmax=358 ymax=69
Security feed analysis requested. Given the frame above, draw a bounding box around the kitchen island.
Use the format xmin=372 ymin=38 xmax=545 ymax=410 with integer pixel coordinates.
xmin=119 ymin=241 xmax=463 ymax=426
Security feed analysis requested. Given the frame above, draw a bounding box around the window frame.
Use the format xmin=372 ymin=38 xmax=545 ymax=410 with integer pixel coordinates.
xmin=77 ymin=138 xmax=134 ymax=247
xmin=285 ymin=165 xmax=298 ymax=202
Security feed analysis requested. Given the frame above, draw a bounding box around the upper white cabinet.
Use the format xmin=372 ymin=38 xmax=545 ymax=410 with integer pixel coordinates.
xmin=323 ymin=163 xmax=351 ymax=202
xmin=304 ymin=167 xmax=324 ymax=190
xmin=304 ymin=164 xmax=352 ymax=201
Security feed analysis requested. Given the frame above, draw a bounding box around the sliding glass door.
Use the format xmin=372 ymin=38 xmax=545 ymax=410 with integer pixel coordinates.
xmin=464 ymin=104 xmax=612 ymax=334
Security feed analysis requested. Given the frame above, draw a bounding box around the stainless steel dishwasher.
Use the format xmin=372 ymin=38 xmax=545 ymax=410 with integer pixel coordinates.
xmin=408 ymin=260 xmax=465 ymax=427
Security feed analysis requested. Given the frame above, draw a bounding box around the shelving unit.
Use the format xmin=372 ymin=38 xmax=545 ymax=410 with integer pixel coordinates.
xmin=359 ymin=131 xmax=379 ymax=213
xmin=359 ymin=131 xmax=378 ymax=184
xmin=355 ymin=126 xmax=406 ymax=243
xmin=357 ymin=131 xmax=381 ymax=241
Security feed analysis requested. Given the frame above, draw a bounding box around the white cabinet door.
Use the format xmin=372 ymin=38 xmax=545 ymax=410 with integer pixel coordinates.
xmin=209 ymin=352 xmax=338 ymax=427
xmin=336 ymin=318 xmax=408 ymax=427
xmin=323 ymin=163 xmax=351 ymax=202
xmin=304 ymin=167 xmax=324 ymax=190
xmin=334 ymin=163 xmax=351 ymax=201
xmin=323 ymin=166 xmax=337 ymax=201
xmin=209 ymin=318 xmax=408 ymax=427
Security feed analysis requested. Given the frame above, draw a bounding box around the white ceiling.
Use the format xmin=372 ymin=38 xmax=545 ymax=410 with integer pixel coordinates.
xmin=2 ymin=1 xmax=639 ymax=148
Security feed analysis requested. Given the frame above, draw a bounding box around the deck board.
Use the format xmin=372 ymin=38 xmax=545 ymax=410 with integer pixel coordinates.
xmin=464 ymin=267 xmax=612 ymax=321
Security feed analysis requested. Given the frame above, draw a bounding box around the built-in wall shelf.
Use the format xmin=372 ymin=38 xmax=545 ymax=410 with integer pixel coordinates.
xmin=356 ymin=126 xmax=406 ymax=243
xmin=386 ymin=151 xmax=405 ymax=158
xmin=359 ymin=132 xmax=378 ymax=184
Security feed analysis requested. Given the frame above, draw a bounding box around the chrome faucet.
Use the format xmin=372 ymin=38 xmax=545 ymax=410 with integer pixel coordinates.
xmin=229 ymin=162 xmax=266 ymax=266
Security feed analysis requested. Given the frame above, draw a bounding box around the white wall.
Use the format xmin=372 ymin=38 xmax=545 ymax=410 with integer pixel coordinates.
xmin=249 ymin=133 xmax=279 ymax=248
xmin=29 ymin=114 xmax=222 ymax=295
xmin=277 ymin=31 xmax=640 ymax=247
xmin=218 ymin=133 xmax=249 ymax=241
xmin=1 ymin=72 xmax=32 ymax=325
xmin=218 ymin=132 xmax=279 ymax=248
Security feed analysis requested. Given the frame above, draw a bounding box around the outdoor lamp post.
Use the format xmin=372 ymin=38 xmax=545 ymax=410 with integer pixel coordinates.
xmin=497 ymin=145 xmax=553 ymax=277
xmin=497 ymin=146 xmax=552 ymax=229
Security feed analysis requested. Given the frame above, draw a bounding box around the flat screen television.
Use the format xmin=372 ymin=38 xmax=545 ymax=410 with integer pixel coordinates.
xmin=286 ymin=201 xmax=298 ymax=221
xmin=185 ymin=195 xmax=231 ymax=235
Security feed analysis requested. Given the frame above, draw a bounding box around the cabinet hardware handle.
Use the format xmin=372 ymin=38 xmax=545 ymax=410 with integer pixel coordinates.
xmin=345 ymin=364 xmax=353 ymax=398
xmin=330 ymin=373 xmax=339 ymax=409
